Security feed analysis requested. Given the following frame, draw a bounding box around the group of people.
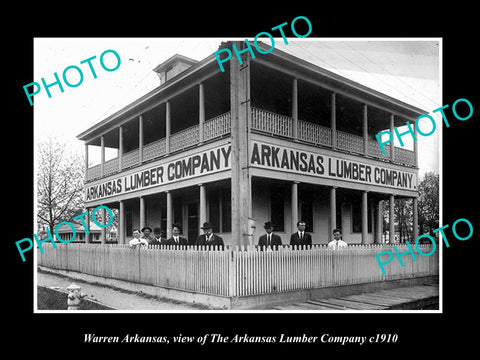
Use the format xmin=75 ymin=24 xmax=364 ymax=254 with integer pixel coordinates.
xmin=128 ymin=221 xmax=223 ymax=249
xmin=129 ymin=220 xmax=348 ymax=250
xmin=259 ymin=220 xmax=347 ymax=250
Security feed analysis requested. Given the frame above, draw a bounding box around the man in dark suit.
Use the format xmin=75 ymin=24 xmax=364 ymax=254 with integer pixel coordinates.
xmin=290 ymin=220 xmax=312 ymax=247
xmin=258 ymin=221 xmax=282 ymax=250
xmin=195 ymin=222 xmax=224 ymax=249
xmin=163 ymin=223 xmax=188 ymax=246
xmin=152 ymin=227 xmax=166 ymax=246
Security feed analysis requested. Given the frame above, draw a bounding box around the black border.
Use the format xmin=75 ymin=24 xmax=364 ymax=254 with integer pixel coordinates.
xmin=8 ymin=7 xmax=479 ymax=355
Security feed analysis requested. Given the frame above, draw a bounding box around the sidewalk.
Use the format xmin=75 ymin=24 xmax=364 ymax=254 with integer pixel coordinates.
xmin=36 ymin=269 xmax=208 ymax=311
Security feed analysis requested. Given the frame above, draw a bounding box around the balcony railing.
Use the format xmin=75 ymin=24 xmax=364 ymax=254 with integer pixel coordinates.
xmin=170 ymin=124 xmax=200 ymax=153
xmin=250 ymin=107 xmax=415 ymax=167
xmin=86 ymin=113 xmax=232 ymax=181
xmin=251 ymin=107 xmax=293 ymax=138
xmin=298 ymin=119 xmax=332 ymax=146
xmin=143 ymin=138 xmax=166 ymax=162
xmin=204 ymin=112 xmax=231 ymax=141
xmin=86 ymin=164 xmax=101 ymax=181
xmin=122 ymin=148 xmax=140 ymax=169
xmin=337 ymin=130 xmax=365 ymax=154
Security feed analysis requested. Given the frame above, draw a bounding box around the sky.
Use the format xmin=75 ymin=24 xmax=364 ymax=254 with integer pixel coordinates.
xmin=33 ymin=37 xmax=441 ymax=177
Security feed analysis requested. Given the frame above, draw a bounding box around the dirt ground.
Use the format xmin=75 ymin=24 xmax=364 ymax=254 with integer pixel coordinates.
xmin=36 ymin=270 xmax=209 ymax=311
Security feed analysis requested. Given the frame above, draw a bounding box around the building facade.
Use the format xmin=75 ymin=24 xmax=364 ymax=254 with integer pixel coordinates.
xmin=77 ymin=41 xmax=422 ymax=247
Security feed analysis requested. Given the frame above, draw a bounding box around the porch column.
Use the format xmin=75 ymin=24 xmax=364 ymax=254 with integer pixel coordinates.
xmin=84 ymin=143 xmax=89 ymax=181
xmin=166 ymin=101 xmax=171 ymax=155
xmin=119 ymin=200 xmax=125 ymax=244
xmin=362 ymin=191 xmax=368 ymax=244
xmin=139 ymin=115 xmax=144 ymax=164
xmin=101 ymin=206 xmax=106 ymax=244
xmin=330 ymin=186 xmax=337 ymax=235
xmin=100 ymin=135 xmax=105 ymax=177
xmin=292 ymin=77 xmax=298 ymax=140
xmin=199 ymin=183 xmax=206 ymax=231
xmin=363 ymin=104 xmax=368 ymax=155
xmin=85 ymin=208 xmax=91 ymax=243
xmin=389 ymin=195 xmax=395 ymax=243
xmin=413 ymin=197 xmax=419 ymax=240
xmin=376 ymin=200 xmax=384 ymax=244
xmin=166 ymin=190 xmax=172 ymax=239
xmin=139 ymin=196 xmax=145 ymax=231
xmin=291 ymin=181 xmax=299 ymax=233
xmin=199 ymin=82 xmax=205 ymax=144
xmin=230 ymin=41 xmax=251 ymax=247
xmin=118 ymin=126 xmax=123 ymax=170
xmin=390 ymin=114 xmax=395 ymax=162
xmin=331 ymin=92 xmax=337 ymax=149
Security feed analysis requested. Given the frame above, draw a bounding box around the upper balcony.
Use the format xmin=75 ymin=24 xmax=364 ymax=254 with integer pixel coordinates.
xmin=85 ymin=106 xmax=415 ymax=182
xmin=82 ymin=54 xmax=418 ymax=183
xmin=250 ymin=107 xmax=415 ymax=166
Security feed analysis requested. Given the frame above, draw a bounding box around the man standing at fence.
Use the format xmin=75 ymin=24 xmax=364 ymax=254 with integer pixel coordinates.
xmin=258 ymin=221 xmax=282 ymax=250
xmin=290 ymin=220 xmax=312 ymax=247
xmin=195 ymin=222 xmax=224 ymax=249
xmin=327 ymin=229 xmax=348 ymax=250
xmin=129 ymin=229 xmax=148 ymax=248
xmin=151 ymin=227 xmax=165 ymax=246
xmin=164 ymin=223 xmax=188 ymax=246
xmin=141 ymin=226 xmax=156 ymax=244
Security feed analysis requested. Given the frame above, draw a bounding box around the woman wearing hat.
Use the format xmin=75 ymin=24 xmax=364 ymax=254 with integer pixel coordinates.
xmin=195 ymin=221 xmax=224 ymax=248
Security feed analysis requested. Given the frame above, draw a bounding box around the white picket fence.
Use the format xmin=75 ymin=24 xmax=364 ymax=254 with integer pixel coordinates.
xmin=37 ymin=243 xmax=439 ymax=297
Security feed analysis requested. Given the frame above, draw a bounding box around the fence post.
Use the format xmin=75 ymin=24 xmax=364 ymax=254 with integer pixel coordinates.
xmin=228 ymin=248 xmax=236 ymax=298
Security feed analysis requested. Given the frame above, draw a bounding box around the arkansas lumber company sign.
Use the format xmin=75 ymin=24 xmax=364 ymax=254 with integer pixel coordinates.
xmin=85 ymin=141 xmax=417 ymax=202
xmin=85 ymin=144 xmax=231 ymax=201
xmin=250 ymin=141 xmax=417 ymax=190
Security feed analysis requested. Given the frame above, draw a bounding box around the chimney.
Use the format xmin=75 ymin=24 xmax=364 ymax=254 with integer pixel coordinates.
xmin=152 ymin=54 xmax=199 ymax=85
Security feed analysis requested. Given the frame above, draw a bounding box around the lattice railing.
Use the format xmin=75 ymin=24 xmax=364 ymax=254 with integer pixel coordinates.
xmin=103 ymin=157 xmax=119 ymax=176
xmin=298 ymin=119 xmax=332 ymax=146
xmin=122 ymin=149 xmax=139 ymax=169
xmin=337 ymin=130 xmax=365 ymax=154
xmin=204 ymin=112 xmax=231 ymax=141
xmin=86 ymin=164 xmax=101 ymax=181
xmin=143 ymin=138 xmax=166 ymax=162
xmin=394 ymin=147 xmax=416 ymax=166
xmin=250 ymin=107 xmax=293 ymax=138
xmin=169 ymin=125 xmax=200 ymax=152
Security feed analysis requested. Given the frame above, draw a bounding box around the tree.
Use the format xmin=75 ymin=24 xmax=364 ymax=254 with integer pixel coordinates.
xmin=418 ymin=171 xmax=439 ymax=234
xmin=37 ymin=137 xmax=85 ymax=233
xmin=382 ymin=198 xmax=413 ymax=243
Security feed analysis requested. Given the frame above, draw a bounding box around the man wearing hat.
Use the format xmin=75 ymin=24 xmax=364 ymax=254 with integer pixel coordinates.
xmin=195 ymin=221 xmax=224 ymax=248
xmin=164 ymin=223 xmax=188 ymax=246
xmin=141 ymin=225 xmax=156 ymax=245
xmin=258 ymin=221 xmax=282 ymax=250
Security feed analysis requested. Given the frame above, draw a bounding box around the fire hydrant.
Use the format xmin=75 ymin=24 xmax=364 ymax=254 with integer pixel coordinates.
xmin=66 ymin=284 xmax=86 ymax=310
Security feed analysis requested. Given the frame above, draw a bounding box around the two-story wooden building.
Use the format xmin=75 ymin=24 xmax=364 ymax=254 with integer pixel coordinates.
xmin=77 ymin=41 xmax=423 ymax=246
